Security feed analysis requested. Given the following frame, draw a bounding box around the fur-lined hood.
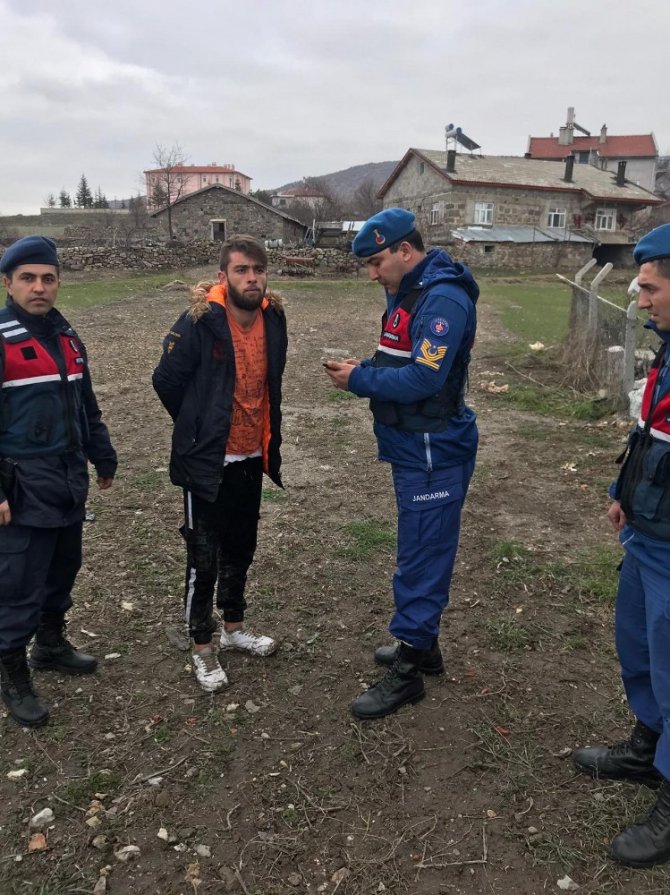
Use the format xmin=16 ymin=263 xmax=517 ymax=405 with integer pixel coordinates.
xmin=188 ymin=281 xmax=284 ymax=320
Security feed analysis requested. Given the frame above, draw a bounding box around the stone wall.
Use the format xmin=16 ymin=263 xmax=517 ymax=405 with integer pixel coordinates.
xmin=0 ymin=241 xmax=362 ymax=275
xmin=449 ymin=239 xmax=593 ymax=271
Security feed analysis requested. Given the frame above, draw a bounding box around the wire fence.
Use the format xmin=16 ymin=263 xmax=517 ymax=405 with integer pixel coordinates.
xmin=557 ymin=260 xmax=652 ymax=406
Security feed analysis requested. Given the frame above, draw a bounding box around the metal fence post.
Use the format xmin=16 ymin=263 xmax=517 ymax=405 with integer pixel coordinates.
xmin=624 ymin=299 xmax=638 ymax=398
xmin=588 ymin=263 xmax=613 ymax=331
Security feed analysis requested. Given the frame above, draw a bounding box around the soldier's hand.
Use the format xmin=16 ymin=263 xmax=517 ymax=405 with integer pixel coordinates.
xmin=0 ymin=500 xmax=11 ymax=526
xmin=97 ymin=477 xmax=114 ymax=491
xmin=607 ymin=500 xmax=626 ymax=532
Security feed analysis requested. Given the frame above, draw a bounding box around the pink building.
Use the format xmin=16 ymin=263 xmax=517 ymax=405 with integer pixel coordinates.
xmin=144 ymin=163 xmax=252 ymax=211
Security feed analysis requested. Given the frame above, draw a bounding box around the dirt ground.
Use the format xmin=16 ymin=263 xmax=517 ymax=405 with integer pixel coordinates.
xmin=1 ymin=273 xmax=668 ymax=895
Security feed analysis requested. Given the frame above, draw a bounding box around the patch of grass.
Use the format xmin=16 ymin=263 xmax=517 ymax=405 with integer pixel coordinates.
xmin=262 ymin=487 xmax=287 ymax=503
xmin=490 ymin=540 xmax=530 ymax=564
xmin=497 ymin=384 xmax=615 ymax=420
xmin=132 ymin=470 xmax=165 ymax=491
xmin=562 ymin=545 xmax=621 ymax=605
xmin=482 ymin=278 xmax=571 ymax=344
xmin=58 ymin=272 xmax=183 ymax=310
xmin=152 ymin=723 xmax=172 ymax=745
xmin=59 ymin=768 xmax=123 ymax=807
xmin=337 ymin=518 xmax=395 ymax=560
xmin=325 ymin=388 xmax=357 ymax=401
xmin=486 ymin=614 xmax=532 ymax=652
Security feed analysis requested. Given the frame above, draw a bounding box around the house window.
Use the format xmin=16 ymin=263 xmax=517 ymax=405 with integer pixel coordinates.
xmin=419 ymin=162 xmax=425 ymax=175
xmin=430 ymin=204 xmax=440 ymax=225
xmin=576 ymin=152 xmax=590 ymax=164
xmin=595 ymin=207 xmax=616 ymax=230
xmin=202 ymin=176 xmax=208 ymax=184
xmin=484 ymin=245 xmax=495 ymax=254
xmin=215 ymin=176 xmax=219 ymax=183
xmin=547 ymin=207 xmax=566 ymax=228
xmin=474 ymin=202 xmax=494 ymax=225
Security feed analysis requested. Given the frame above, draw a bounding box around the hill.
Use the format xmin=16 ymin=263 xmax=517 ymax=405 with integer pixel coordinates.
xmin=273 ymin=160 xmax=398 ymax=200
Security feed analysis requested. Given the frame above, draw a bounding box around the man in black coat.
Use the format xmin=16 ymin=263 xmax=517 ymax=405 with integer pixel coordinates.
xmin=153 ymin=235 xmax=287 ymax=692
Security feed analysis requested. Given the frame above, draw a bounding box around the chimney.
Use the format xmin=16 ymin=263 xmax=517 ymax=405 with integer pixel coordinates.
xmin=564 ymin=154 xmax=575 ymax=183
xmin=600 ymin=124 xmax=607 ymax=144
xmin=616 ymin=160 xmax=627 ymax=186
xmin=446 ymin=149 xmax=456 ymax=173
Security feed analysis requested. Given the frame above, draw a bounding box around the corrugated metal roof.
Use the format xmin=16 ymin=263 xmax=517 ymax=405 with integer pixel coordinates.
xmin=451 ymin=225 xmax=594 ymax=244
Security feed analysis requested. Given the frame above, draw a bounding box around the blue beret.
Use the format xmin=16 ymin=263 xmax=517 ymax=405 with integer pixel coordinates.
xmin=634 ymin=223 xmax=670 ymax=265
xmin=352 ymin=208 xmax=416 ymax=258
xmin=0 ymin=236 xmax=60 ymax=274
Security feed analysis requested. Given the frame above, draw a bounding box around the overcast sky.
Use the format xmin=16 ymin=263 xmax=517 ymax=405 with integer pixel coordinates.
xmin=1 ymin=0 xmax=668 ymax=214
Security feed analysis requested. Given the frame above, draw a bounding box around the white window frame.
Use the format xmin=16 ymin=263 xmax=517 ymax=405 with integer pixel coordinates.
xmin=474 ymin=202 xmax=494 ymax=225
xmin=547 ymin=207 xmax=566 ymax=228
xmin=595 ymin=207 xmax=616 ymax=231
xmin=430 ymin=203 xmax=440 ymax=226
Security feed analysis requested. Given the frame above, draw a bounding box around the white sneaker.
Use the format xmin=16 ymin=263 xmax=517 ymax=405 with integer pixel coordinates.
xmin=191 ymin=645 xmax=229 ymax=691
xmin=220 ymin=628 xmax=278 ymax=657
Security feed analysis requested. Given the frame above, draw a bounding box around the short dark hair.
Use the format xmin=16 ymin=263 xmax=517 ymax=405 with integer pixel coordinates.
xmin=387 ymin=228 xmax=425 ymax=254
xmin=219 ymin=235 xmax=267 ymax=271
xmin=652 ymin=258 xmax=670 ymax=280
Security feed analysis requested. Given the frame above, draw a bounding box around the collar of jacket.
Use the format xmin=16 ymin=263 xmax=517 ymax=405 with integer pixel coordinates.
xmin=205 ymin=283 xmax=270 ymax=311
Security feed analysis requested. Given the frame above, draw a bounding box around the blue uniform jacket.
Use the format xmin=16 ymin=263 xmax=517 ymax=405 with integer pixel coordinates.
xmin=348 ymin=249 xmax=479 ymax=471
xmin=614 ymin=323 xmax=670 ymax=558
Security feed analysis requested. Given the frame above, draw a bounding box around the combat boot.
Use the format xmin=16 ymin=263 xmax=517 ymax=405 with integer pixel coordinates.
xmin=0 ymin=648 xmax=49 ymax=727
xmin=573 ymin=720 xmax=661 ymax=787
xmin=30 ymin=612 xmax=97 ymax=675
xmin=351 ymin=643 xmax=425 ymax=720
xmin=610 ymin=777 xmax=670 ymax=867
xmin=375 ymin=636 xmax=445 ymax=675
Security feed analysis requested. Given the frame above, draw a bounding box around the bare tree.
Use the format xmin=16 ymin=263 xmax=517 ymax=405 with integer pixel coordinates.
xmin=148 ymin=143 xmax=188 ymax=239
xmin=351 ymin=177 xmax=382 ymax=218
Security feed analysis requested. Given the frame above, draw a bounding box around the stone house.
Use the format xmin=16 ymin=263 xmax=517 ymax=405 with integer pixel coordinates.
xmin=150 ymin=184 xmax=306 ymax=245
xmin=379 ymin=148 xmax=661 ymax=268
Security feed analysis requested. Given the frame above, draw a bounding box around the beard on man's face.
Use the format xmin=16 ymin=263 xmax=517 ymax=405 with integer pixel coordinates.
xmin=226 ymin=281 xmax=266 ymax=311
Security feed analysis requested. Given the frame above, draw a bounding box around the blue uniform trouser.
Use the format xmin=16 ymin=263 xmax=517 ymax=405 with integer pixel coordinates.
xmin=389 ymin=459 xmax=475 ymax=650
xmin=616 ymin=549 xmax=670 ymax=781
xmin=0 ymin=522 xmax=81 ymax=654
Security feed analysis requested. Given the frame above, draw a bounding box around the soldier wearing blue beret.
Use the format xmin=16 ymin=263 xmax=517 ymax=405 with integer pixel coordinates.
xmin=573 ymin=222 xmax=670 ymax=867
xmin=325 ymin=208 xmax=479 ymax=719
xmin=0 ymin=236 xmax=117 ymax=727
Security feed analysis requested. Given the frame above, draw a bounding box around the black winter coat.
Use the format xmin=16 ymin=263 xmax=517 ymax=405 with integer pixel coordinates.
xmin=152 ymin=296 xmax=287 ymax=502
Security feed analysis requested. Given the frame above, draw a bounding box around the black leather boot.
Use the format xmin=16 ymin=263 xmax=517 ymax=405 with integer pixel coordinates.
xmin=351 ymin=643 xmax=426 ymax=720
xmin=30 ymin=613 xmax=97 ymax=675
xmin=573 ymin=720 xmax=661 ymax=787
xmin=610 ymin=778 xmax=670 ymax=867
xmin=375 ymin=636 xmax=445 ymax=675
xmin=0 ymin=648 xmax=49 ymax=727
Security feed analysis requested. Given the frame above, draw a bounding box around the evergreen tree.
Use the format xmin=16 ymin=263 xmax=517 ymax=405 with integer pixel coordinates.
xmin=75 ymin=174 xmax=93 ymax=208
xmin=93 ymin=186 xmax=109 ymax=209
xmin=46 ymin=193 xmax=56 ymax=208
xmin=59 ymin=189 xmax=72 ymax=208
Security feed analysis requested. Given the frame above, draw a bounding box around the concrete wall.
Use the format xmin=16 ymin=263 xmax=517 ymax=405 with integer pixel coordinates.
xmin=153 ymin=191 xmax=305 ymax=245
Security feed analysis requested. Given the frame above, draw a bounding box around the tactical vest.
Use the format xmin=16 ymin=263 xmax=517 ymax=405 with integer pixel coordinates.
xmin=619 ymin=345 xmax=670 ymax=540
xmin=0 ymin=307 xmax=86 ymax=458
xmin=370 ymin=287 xmax=474 ymax=433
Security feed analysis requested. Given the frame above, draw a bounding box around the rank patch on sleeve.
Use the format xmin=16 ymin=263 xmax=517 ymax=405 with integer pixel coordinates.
xmin=430 ymin=317 xmax=449 ymax=336
xmin=416 ymin=338 xmax=448 ymax=370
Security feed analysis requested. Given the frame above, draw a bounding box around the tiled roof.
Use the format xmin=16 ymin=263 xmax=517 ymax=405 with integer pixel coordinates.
xmin=381 ymin=149 xmax=660 ymax=205
xmin=144 ymin=165 xmax=251 ymax=178
xmin=528 ymin=135 xmax=657 ymax=159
